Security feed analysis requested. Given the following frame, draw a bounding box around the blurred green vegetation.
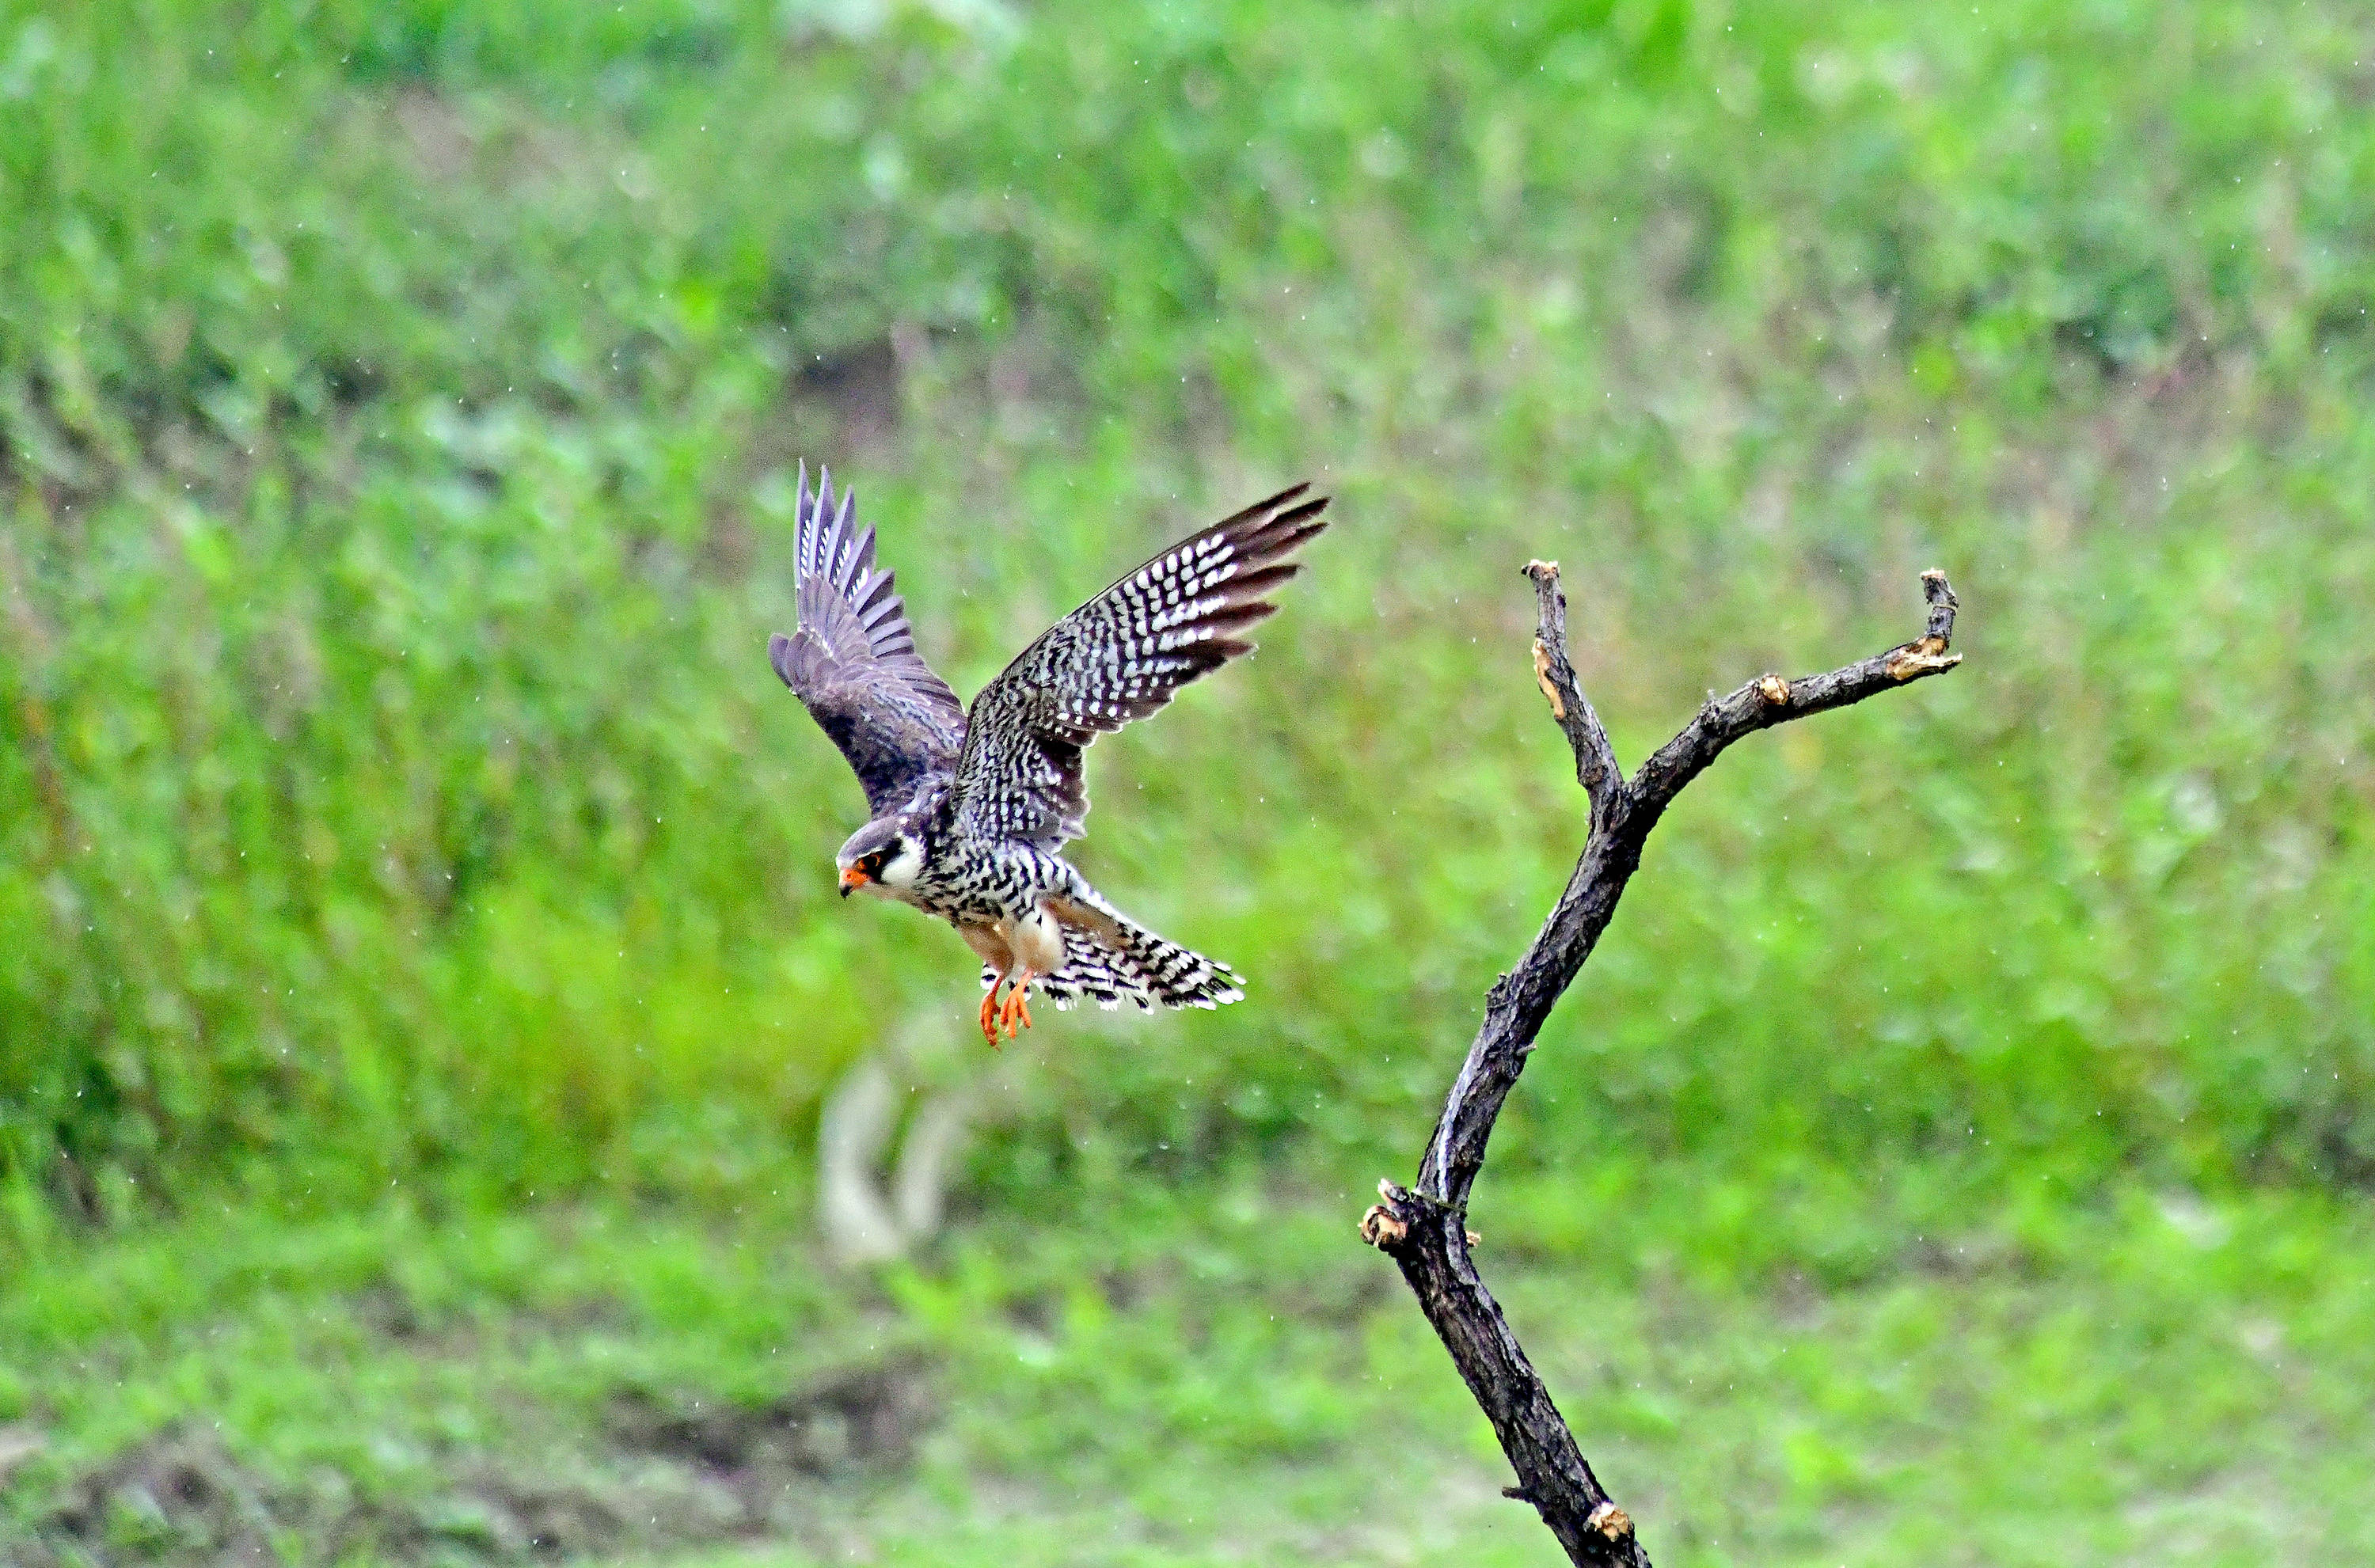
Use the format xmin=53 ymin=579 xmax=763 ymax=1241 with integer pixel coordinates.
xmin=4 ymin=0 xmax=2369 ymax=1217
xmin=2 ymin=0 xmax=2373 ymax=1557
xmin=3 ymin=0 xmax=2368 ymax=1221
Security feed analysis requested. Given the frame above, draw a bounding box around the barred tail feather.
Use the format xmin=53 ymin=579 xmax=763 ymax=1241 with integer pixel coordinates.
xmin=993 ymin=900 xmax=1245 ymax=1012
xmin=993 ymin=942 xmax=1154 ymax=1012
xmin=1108 ymin=918 xmax=1244 ymax=1010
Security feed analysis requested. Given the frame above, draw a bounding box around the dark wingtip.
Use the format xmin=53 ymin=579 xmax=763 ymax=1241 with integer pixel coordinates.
xmin=767 ymin=630 xmax=798 ymax=688
xmin=1274 ymin=492 xmax=1330 ymax=529
xmin=1228 ymin=492 xmax=1331 ymax=560
xmin=1259 ymin=484 xmax=1328 ymax=525
xmin=1222 ymin=563 xmax=1302 ymax=602
xmin=1269 ymin=517 xmax=1328 ymax=556
xmin=1210 ymin=480 xmax=1313 ymax=536
xmin=1195 ymin=602 xmax=1278 ymax=641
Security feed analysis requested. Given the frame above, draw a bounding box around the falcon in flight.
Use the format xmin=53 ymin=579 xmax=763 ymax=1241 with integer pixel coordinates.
xmin=771 ymin=466 xmax=1328 ymax=1046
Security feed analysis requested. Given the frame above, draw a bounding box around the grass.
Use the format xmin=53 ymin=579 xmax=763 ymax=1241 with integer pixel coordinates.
xmin=4 ymin=1179 xmax=2372 ymax=1566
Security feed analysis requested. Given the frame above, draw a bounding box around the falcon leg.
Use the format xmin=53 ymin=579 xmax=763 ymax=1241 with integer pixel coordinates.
xmin=997 ymin=978 xmax=1036 ymax=1040
xmin=978 ymin=977 xmax=1005 ymax=1048
xmin=960 ymin=922 xmax=1020 ymax=1049
xmin=996 ymin=905 xmax=1057 ymax=1041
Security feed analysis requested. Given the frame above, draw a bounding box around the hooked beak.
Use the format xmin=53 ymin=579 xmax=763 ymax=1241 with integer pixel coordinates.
xmin=839 ymin=866 xmax=868 ymax=898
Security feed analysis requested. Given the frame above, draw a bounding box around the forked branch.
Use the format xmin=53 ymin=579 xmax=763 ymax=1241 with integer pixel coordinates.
xmin=1360 ymin=564 xmax=1963 ymax=1566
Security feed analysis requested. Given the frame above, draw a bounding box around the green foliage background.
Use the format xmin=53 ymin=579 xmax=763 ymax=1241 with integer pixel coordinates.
xmin=6 ymin=0 xmax=2368 ymax=1223
xmin=4 ymin=2 xmax=2375 ymax=1562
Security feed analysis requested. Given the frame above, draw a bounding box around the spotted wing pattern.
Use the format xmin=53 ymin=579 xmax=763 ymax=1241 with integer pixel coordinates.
xmin=950 ymin=484 xmax=1329 ymax=848
xmin=769 ymin=465 xmax=967 ymax=815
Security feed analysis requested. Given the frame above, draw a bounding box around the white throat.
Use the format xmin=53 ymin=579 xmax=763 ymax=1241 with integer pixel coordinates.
xmin=878 ymin=837 xmax=924 ymax=889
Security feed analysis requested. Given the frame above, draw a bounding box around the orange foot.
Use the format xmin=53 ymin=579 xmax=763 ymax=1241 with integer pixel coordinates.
xmin=996 ymin=978 xmax=1036 ymax=1042
xmin=978 ymin=978 xmax=1005 ymax=1048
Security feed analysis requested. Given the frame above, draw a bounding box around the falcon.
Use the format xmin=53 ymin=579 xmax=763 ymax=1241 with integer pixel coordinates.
xmin=770 ymin=465 xmax=1329 ymax=1046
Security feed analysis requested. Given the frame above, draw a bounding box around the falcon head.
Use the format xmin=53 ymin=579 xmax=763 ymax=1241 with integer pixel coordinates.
xmin=836 ymin=818 xmax=922 ymax=898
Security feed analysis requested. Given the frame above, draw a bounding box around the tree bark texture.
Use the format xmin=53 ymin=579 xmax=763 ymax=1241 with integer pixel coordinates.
xmin=1360 ymin=563 xmax=1963 ymax=1566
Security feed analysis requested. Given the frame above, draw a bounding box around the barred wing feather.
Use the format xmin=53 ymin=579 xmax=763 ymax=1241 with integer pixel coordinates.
xmin=950 ymin=483 xmax=1329 ymax=847
xmin=769 ymin=465 xmax=967 ymax=815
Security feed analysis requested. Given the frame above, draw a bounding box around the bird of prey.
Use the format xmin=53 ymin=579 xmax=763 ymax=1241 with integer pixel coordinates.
xmin=770 ymin=465 xmax=1329 ymax=1046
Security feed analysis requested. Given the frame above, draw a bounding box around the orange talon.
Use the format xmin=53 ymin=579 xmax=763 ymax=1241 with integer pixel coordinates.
xmin=996 ymin=978 xmax=1035 ymax=1041
xmin=978 ymin=978 xmax=1004 ymax=1047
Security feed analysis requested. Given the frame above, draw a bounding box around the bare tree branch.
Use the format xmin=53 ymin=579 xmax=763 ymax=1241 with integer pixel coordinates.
xmin=1361 ymin=564 xmax=1963 ymax=1566
xmin=1525 ymin=560 xmax=1622 ymax=824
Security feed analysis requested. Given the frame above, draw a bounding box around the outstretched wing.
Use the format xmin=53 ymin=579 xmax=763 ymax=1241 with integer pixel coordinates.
xmin=950 ymin=483 xmax=1329 ymax=847
xmin=769 ymin=464 xmax=967 ymax=815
